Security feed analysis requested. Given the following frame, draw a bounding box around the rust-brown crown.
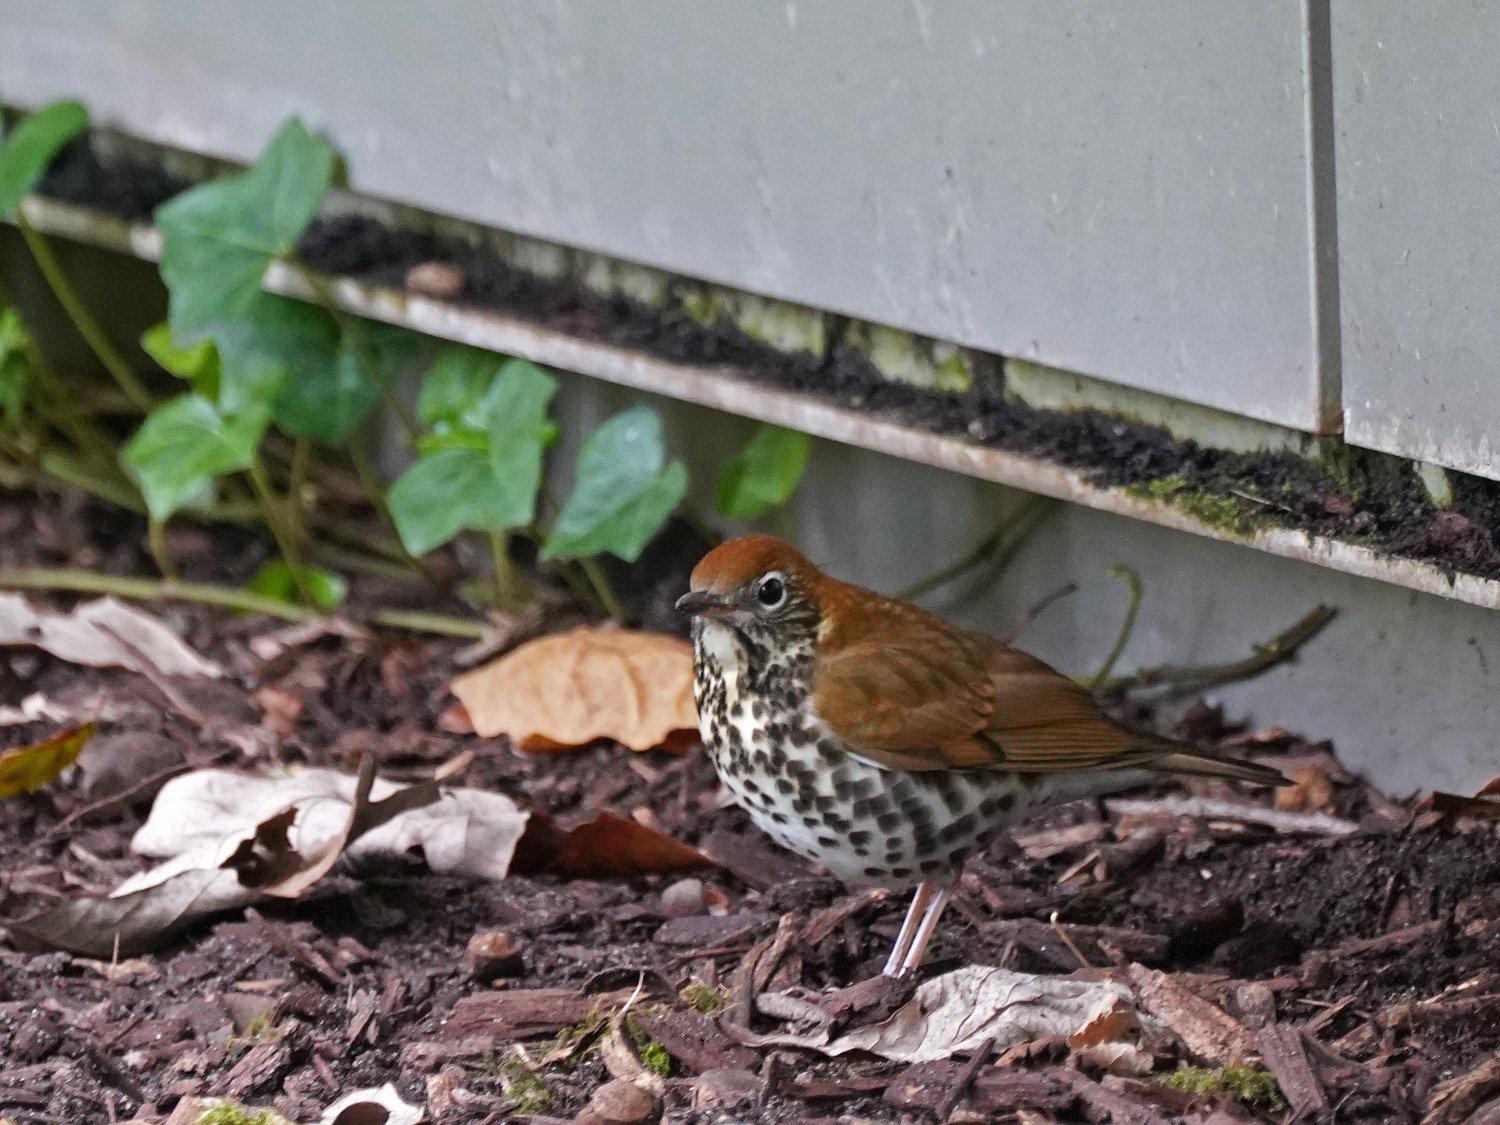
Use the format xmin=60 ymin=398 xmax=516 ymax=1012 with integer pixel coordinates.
xmin=687 ymin=535 xmax=820 ymax=597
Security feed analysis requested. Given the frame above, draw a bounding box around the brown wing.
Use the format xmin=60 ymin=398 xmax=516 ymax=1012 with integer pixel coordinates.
xmin=812 ymin=629 xmax=1143 ymax=774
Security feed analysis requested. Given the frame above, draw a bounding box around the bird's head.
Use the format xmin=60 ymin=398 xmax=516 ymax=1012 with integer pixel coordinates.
xmin=676 ymin=535 xmax=824 ymax=644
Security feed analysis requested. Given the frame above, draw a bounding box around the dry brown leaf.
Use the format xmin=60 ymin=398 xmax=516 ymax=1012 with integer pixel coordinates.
xmin=0 ymin=722 xmax=94 ymax=798
xmin=1273 ymin=764 xmax=1336 ymax=814
xmin=515 ymin=811 xmax=715 ymax=879
xmin=450 ymin=626 xmax=697 ymax=752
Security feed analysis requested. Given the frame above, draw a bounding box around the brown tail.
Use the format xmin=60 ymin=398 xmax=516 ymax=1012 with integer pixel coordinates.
xmin=1149 ymin=749 xmax=1289 ymax=788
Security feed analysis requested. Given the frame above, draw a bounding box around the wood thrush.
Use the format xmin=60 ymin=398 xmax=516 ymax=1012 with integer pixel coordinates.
xmin=677 ymin=535 xmax=1286 ymax=978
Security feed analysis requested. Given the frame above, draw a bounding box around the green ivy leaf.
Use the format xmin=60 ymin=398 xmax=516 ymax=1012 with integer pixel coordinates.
xmin=715 ymin=424 xmax=812 ymax=519
xmin=417 ymin=344 xmax=501 ymax=428
xmin=141 ymin=321 xmax=221 ymax=400
xmin=123 ymin=395 xmax=269 ymax=522
xmin=246 ymin=560 xmax=347 ymax=610
xmin=542 ymin=405 xmax=687 ymax=563
xmin=0 ymin=309 xmax=33 ymax=424
xmin=273 ymin=318 xmax=414 ymax=444
xmin=479 ymin=357 xmax=558 ymax=524
xmin=388 ymin=447 xmax=518 ymax=557
xmin=0 ymin=100 xmax=88 ymax=218
xmin=207 ymin=293 xmax=337 ymax=416
xmin=156 ymin=117 xmax=334 ymax=333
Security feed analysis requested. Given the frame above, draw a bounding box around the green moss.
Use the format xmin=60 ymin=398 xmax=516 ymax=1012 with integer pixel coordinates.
xmin=549 ymin=1003 xmax=610 ymax=1061
xmin=626 ymin=1016 xmax=674 ymax=1077
xmin=680 ymin=290 xmax=722 ymax=329
xmin=678 ymin=979 xmax=730 ymax=1014
xmin=198 ymin=1103 xmax=277 ymax=1125
xmin=1127 ymin=477 xmax=1252 ymax=536
xmin=1165 ymin=1065 xmax=1285 ymax=1112
xmin=497 ymin=1055 xmax=555 ymax=1114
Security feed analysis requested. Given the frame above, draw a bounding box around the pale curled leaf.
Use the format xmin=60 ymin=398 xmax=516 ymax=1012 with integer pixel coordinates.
xmin=319 ymin=1083 xmax=423 ymax=1125
xmin=451 ymin=626 xmax=698 ymax=752
xmin=9 ymin=760 xmax=523 ymax=957
xmin=0 ymin=593 xmax=223 ymax=678
xmin=757 ymin=966 xmax=1139 ymax=1063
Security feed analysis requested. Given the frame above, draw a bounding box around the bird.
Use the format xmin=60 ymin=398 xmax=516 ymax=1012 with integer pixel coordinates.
xmin=676 ymin=534 xmax=1286 ymax=978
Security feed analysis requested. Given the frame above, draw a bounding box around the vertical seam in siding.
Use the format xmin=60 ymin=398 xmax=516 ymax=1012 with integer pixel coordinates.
xmin=1305 ymin=0 xmax=1344 ymax=432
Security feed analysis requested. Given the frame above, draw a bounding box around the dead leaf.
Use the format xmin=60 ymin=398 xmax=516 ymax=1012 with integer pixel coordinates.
xmin=0 ymin=723 xmax=93 ymax=798
xmin=753 ymin=966 xmax=1139 ymax=1063
xmin=515 ymin=810 xmax=715 ymax=879
xmin=450 ymin=625 xmax=696 ymax=752
xmin=9 ymin=867 xmax=262 ymax=957
xmin=1273 ymin=764 xmax=1337 ymax=814
xmin=0 ymin=593 xmax=222 ymax=678
xmin=7 ymin=758 xmax=521 ymax=957
xmin=319 ymin=1083 xmax=424 ymax=1125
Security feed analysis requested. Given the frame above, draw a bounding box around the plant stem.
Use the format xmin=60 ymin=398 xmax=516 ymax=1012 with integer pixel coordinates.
xmin=288 ymin=258 xmax=419 ymax=443
xmin=896 ymin=496 xmax=1057 ymax=602
xmin=15 ymin=212 xmax=153 ymax=411
xmin=1096 ymin=604 xmax=1338 ymax=699
xmin=348 ymin=444 xmax=438 ymax=583
xmin=286 ymin=436 xmax=312 ymax=545
xmin=577 ymin=555 xmax=624 ymax=620
xmin=146 ymin=516 xmax=178 ymax=579
xmin=246 ymin=454 xmax=316 ymax=603
xmin=486 ymin=530 xmax=530 ymax=610
xmin=0 ymin=567 xmax=486 ymax=638
xmin=1088 ymin=565 xmax=1142 ymax=691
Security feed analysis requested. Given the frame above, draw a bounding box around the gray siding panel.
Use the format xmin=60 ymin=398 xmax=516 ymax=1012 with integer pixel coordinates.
xmin=1335 ymin=3 xmax=1500 ymax=477
xmin=0 ymin=1 xmax=1331 ymax=428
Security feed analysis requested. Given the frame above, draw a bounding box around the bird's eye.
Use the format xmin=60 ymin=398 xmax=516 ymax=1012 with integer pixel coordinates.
xmin=755 ymin=574 xmax=787 ymax=609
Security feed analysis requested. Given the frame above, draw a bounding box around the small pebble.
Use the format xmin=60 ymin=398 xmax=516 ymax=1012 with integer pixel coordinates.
xmin=576 ymin=1078 xmax=659 ymax=1124
xmin=466 ymin=929 xmax=526 ymax=980
xmin=660 ymin=877 xmax=708 ymax=918
xmin=404 ymin=261 xmax=466 ymax=299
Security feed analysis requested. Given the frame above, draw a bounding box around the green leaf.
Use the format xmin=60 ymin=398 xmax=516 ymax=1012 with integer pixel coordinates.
xmin=714 ymin=424 xmax=812 ymax=519
xmin=155 ymin=117 xmax=334 ymax=333
xmin=0 ymin=309 xmax=33 ymax=424
xmin=482 ymin=357 xmax=558 ymax=520
xmin=542 ymin=405 xmax=688 ymax=563
xmin=210 ymin=293 xmax=338 ymax=416
xmin=417 ymin=344 xmax=502 ymax=428
xmin=0 ymin=100 xmax=88 ymax=217
xmin=246 ymin=560 xmax=347 ymax=610
xmin=123 ymin=395 xmax=268 ymax=522
xmin=141 ymin=321 xmax=221 ymax=399
xmin=273 ymin=318 xmax=415 ymax=444
xmin=388 ymin=447 xmax=521 ymax=557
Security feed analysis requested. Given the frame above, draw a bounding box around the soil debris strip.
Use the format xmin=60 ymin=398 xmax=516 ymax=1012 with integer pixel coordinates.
xmin=1 ymin=493 xmax=1500 ymax=1121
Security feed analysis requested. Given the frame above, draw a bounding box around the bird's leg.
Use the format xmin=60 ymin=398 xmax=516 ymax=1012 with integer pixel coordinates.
xmin=881 ymin=881 xmax=952 ymax=978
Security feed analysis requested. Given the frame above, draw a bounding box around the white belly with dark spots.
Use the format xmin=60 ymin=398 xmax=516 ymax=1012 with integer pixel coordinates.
xmin=692 ymin=620 xmax=1019 ymax=887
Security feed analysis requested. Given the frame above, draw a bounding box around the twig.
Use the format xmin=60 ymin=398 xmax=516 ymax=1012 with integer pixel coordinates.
xmin=1049 ymin=910 xmax=1095 ymax=969
xmin=15 ymin=211 xmax=153 ymax=411
xmin=935 ymin=1036 xmax=997 ymax=1120
xmin=1097 ymin=604 xmax=1338 ymax=699
xmin=896 ymin=495 xmax=1057 ymax=601
xmin=1104 ymin=795 xmax=1359 ymax=836
xmin=0 ymin=567 xmax=486 ymax=638
xmin=1088 ymin=564 xmax=1142 ymax=690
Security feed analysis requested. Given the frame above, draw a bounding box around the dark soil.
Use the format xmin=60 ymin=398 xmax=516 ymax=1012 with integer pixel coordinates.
xmin=31 ymin=136 xmax=1500 ymax=586
xmin=1 ymin=488 xmax=1498 ymax=1124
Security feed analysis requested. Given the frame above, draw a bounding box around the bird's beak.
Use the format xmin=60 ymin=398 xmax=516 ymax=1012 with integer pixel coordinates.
xmin=676 ymin=589 xmax=736 ymax=618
